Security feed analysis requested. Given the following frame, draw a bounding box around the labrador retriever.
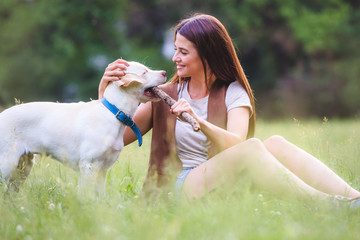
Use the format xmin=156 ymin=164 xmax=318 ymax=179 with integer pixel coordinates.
xmin=0 ymin=61 xmax=166 ymax=194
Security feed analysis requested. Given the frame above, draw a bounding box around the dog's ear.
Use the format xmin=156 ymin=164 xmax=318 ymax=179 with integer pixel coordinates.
xmin=117 ymin=73 xmax=146 ymax=88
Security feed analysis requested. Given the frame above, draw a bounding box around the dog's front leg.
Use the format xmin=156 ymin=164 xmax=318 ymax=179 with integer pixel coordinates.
xmin=78 ymin=160 xmax=109 ymax=197
xmin=78 ymin=161 xmax=99 ymax=197
xmin=95 ymin=169 xmax=107 ymax=197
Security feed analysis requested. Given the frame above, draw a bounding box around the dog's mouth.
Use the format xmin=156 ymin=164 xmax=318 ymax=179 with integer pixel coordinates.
xmin=144 ymin=87 xmax=159 ymax=99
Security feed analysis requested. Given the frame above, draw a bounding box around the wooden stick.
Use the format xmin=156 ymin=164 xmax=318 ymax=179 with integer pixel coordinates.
xmin=151 ymin=87 xmax=200 ymax=132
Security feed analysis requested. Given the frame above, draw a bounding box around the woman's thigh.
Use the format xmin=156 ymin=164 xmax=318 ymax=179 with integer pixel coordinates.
xmin=182 ymin=137 xmax=328 ymax=200
xmin=182 ymin=138 xmax=265 ymax=199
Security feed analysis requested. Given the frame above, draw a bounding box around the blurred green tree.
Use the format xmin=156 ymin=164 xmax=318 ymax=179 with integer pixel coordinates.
xmin=0 ymin=0 xmax=359 ymax=118
xmin=0 ymin=0 xmax=128 ymax=103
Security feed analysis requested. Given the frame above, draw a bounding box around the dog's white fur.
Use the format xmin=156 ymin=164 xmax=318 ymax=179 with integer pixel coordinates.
xmin=0 ymin=61 xmax=165 ymax=194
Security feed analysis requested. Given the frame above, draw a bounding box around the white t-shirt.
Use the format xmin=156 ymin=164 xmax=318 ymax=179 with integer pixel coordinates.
xmin=175 ymin=81 xmax=252 ymax=168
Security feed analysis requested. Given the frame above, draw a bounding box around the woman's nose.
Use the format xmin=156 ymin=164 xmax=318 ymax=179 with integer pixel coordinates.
xmin=172 ymin=53 xmax=179 ymax=62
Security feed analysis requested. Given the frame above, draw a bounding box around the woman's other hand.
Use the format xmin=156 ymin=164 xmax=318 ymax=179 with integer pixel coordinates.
xmin=98 ymin=59 xmax=130 ymax=99
xmin=170 ymin=98 xmax=200 ymax=123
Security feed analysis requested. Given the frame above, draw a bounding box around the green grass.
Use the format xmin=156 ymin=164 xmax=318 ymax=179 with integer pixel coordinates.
xmin=1 ymin=118 xmax=360 ymax=240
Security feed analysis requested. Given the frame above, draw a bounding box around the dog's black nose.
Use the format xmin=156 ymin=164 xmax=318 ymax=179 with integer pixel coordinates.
xmin=162 ymin=71 xmax=166 ymax=77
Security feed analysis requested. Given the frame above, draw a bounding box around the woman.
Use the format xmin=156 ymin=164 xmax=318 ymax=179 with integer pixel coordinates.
xmin=98 ymin=14 xmax=360 ymax=207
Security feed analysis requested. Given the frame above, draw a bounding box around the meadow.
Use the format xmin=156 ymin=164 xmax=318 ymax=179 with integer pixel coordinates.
xmin=1 ymin=118 xmax=360 ymax=240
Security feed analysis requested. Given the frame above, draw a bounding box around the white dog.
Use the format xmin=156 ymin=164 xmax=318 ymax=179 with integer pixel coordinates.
xmin=0 ymin=61 xmax=166 ymax=194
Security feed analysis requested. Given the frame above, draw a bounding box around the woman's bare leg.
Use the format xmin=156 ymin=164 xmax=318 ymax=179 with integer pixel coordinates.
xmin=263 ymin=135 xmax=360 ymax=198
xmin=183 ymin=138 xmax=330 ymax=200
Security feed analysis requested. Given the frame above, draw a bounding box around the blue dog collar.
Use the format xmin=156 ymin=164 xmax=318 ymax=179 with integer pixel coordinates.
xmin=101 ymin=98 xmax=142 ymax=147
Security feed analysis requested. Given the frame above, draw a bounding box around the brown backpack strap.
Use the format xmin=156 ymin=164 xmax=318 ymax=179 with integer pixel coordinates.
xmin=143 ymin=82 xmax=181 ymax=194
xmin=143 ymin=80 xmax=229 ymax=196
xmin=207 ymin=80 xmax=228 ymax=158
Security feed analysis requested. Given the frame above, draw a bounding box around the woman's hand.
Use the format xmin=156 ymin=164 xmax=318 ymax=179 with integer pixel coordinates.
xmin=170 ymin=98 xmax=201 ymax=123
xmin=172 ymin=98 xmax=250 ymax=151
xmin=98 ymin=59 xmax=130 ymax=99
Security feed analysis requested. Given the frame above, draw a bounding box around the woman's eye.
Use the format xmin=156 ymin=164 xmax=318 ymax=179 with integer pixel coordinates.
xmin=174 ymin=47 xmax=188 ymax=55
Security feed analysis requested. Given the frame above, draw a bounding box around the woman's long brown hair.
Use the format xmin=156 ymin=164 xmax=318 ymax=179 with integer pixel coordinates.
xmin=170 ymin=14 xmax=256 ymax=138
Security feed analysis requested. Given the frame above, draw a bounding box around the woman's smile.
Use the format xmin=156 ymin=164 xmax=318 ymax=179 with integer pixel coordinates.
xmin=176 ymin=63 xmax=185 ymax=70
xmin=172 ymin=33 xmax=204 ymax=79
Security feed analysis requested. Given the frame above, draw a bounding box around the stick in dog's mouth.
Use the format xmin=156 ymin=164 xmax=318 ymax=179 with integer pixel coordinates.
xmin=144 ymin=88 xmax=158 ymax=98
xmin=150 ymin=87 xmax=200 ymax=132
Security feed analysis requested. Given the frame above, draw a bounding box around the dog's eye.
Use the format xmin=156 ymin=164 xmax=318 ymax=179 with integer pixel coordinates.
xmin=142 ymin=70 xmax=148 ymax=76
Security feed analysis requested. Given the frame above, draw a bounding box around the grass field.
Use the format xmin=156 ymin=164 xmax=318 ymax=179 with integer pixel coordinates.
xmin=1 ymin=118 xmax=360 ymax=240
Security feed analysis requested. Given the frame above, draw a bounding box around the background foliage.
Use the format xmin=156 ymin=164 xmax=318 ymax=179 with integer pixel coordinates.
xmin=0 ymin=0 xmax=359 ymax=118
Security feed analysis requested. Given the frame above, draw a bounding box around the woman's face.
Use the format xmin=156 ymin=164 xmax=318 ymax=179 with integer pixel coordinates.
xmin=172 ymin=33 xmax=204 ymax=79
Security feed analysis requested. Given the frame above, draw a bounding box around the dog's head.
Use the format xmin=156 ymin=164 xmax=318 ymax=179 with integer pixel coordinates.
xmin=115 ymin=61 xmax=166 ymax=103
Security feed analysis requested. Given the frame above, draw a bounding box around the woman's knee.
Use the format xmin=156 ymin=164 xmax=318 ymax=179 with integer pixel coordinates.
xmin=230 ymin=138 xmax=279 ymax=170
xmin=264 ymin=135 xmax=287 ymax=147
xmin=263 ymin=135 xmax=290 ymax=156
xmin=239 ymin=137 xmax=265 ymax=151
xmin=230 ymin=138 xmax=268 ymax=159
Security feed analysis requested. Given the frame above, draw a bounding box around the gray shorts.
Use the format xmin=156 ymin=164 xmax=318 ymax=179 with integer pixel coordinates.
xmin=174 ymin=167 xmax=195 ymax=197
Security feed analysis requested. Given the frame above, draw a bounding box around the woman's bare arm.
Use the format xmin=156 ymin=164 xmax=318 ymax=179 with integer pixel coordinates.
xmin=200 ymin=107 xmax=250 ymax=150
xmin=171 ymin=98 xmax=250 ymax=151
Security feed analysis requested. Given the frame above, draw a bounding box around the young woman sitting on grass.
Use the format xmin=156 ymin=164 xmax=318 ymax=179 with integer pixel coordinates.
xmin=98 ymin=13 xmax=360 ymax=209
